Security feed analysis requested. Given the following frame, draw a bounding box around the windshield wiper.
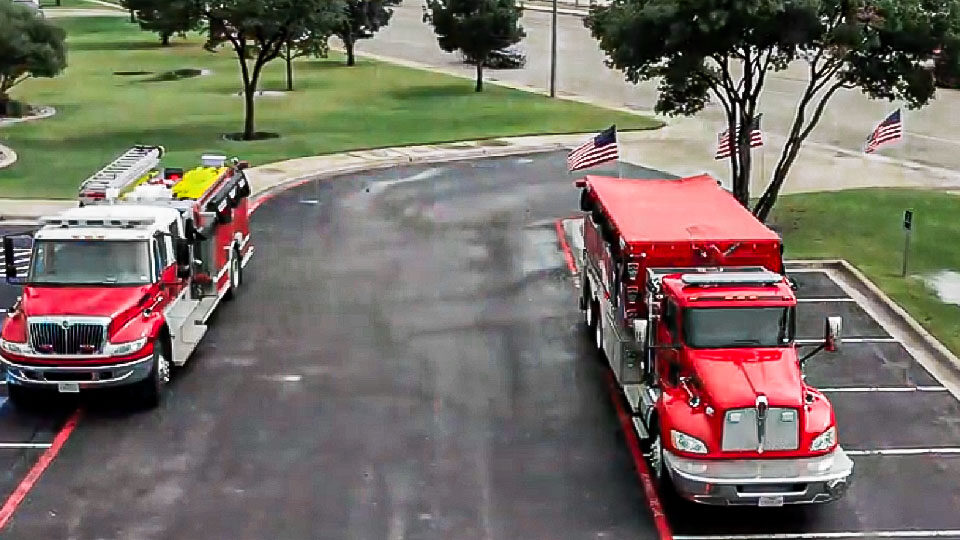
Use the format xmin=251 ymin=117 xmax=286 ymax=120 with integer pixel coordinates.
xmin=732 ymin=339 xmax=761 ymax=345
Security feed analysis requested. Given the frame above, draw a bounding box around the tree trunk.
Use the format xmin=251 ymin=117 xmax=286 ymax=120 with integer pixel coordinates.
xmin=160 ymin=32 xmax=171 ymax=47
xmin=129 ymin=9 xmax=136 ymax=23
xmin=285 ymin=42 xmax=294 ymax=92
xmin=345 ymin=36 xmax=356 ymax=66
xmin=475 ymin=62 xmax=483 ymax=92
xmin=243 ymin=85 xmax=256 ymax=140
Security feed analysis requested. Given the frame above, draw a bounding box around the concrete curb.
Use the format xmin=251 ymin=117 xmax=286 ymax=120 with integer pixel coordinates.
xmin=786 ymin=259 xmax=960 ymax=397
xmin=0 ymin=145 xmax=16 ymax=170
xmin=0 ymin=107 xmax=57 ymax=171
xmin=249 ymin=140 xmax=574 ymax=203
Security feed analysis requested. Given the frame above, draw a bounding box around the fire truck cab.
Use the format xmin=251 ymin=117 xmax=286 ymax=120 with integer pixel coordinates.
xmin=0 ymin=146 xmax=253 ymax=407
xmin=576 ymin=174 xmax=854 ymax=506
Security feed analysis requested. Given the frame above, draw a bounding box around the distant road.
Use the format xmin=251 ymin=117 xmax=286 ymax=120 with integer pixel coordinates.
xmin=359 ymin=2 xmax=960 ymax=171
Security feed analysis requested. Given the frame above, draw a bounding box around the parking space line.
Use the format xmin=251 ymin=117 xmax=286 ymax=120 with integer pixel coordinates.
xmin=674 ymin=531 xmax=960 ymax=539
xmin=0 ymin=443 xmax=52 ymax=449
xmin=796 ymin=337 xmax=898 ymax=344
xmin=0 ymin=408 xmax=82 ymax=531
xmin=819 ymin=386 xmax=948 ymax=393
xmin=846 ymin=448 xmax=960 ymax=456
xmin=796 ymin=298 xmax=857 ymax=303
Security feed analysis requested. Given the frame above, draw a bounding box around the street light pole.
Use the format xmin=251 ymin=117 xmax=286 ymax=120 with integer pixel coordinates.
xmin=550 ymin=0 xmax=557 ymax=97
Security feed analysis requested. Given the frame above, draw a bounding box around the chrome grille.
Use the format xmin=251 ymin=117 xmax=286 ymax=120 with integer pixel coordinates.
xmin=722 ymin=407 xmax=799 ymax=452
xmin=28 ymin=319 xmax=106 ymax=355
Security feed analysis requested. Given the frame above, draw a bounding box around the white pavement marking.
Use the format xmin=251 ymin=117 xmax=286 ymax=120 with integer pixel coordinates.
xmin=364 ymin=167 xmax=446 ymax=195
xmin=0 ymin=442 xmax=53 ymax=449
xmin=796 ymin=337 xmax=898 ymax=344
xmin=846 ymin=448 xmax=960 ymax=456
xmin=797 ymin=297 xmax=856 ymax=302
xmin=820 ymin=386 xmax=948 ymax=393
xmin=674 ymin=531 xmax=960 ymax=539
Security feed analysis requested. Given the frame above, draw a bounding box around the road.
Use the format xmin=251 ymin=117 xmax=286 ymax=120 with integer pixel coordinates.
xmin=356 ymin=2 xmax=960 ymax=171
xmin=0 ymin=155 xmax=958 ymax=538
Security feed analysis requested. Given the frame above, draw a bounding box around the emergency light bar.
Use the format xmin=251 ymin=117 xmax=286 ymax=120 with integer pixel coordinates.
xmin=78 ymin=145 xmax=164 ymax=204
xmin=680 ymin=271 xmax=783 ymax=287
xmin=40 ymin=216 xmax=157 ymax=228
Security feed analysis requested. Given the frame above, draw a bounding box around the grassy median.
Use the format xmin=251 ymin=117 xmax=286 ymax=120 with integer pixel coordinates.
xmin=0 ymin=16 xmax=659 ymax=199
xmin=773 ymin=188 xmax=960 ymax=354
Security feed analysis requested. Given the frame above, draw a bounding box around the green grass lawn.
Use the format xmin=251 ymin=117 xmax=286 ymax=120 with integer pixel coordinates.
xmin=772 ymin=188 xmax=960 ymax=354
xmin=0 ymin=16 xmax=659 ymax=199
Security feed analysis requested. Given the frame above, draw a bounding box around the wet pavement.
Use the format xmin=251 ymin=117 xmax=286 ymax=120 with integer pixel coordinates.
xmin=0 ymin=154 xmax=958 ymax=539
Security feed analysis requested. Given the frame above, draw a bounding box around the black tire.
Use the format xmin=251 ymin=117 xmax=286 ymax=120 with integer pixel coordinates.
xmin=593 ymin=300 xmax=605 ymax=358
xmin=132 ymin=342 xmax=170 ymax=409
xmin=224 ymin=246 xmax=241 ymax=301
xmin=6 ymin=384 xmax=47 ymax=410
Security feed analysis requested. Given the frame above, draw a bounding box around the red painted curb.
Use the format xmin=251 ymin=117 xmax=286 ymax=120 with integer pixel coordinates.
xmin=0 ymin=408 xmax=83 ymax=531
xmin=554 ymin=219 xmax=578 ymax=275
xmin=606 ymin=369 xmax=673 ymax=540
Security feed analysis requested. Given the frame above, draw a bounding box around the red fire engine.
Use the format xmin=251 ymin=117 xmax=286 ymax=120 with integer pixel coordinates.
xmin=0 ymin=145 xmax=254 ymax=407
xmin=576 ymin=174 xmax=853 ymax=506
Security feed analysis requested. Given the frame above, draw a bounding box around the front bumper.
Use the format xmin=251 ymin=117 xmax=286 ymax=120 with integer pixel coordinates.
xmin=1 ymin=354 xmax=155 ymax=390
xmin=663 ymin=448 xmax=854 ymax=506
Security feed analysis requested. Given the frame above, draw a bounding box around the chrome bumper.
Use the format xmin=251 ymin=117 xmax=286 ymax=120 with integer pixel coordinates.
xmin=663 ymin=448 xmax=854 ymax=506
xmin=1 ymin=354 xmax=155 ymax=390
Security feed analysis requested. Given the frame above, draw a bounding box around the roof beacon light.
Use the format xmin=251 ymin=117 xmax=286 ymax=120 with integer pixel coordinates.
xmin=202 ymin=154 xmax=227 ymax=168
xmin=681 ymin=271 xmax=783 ymax=287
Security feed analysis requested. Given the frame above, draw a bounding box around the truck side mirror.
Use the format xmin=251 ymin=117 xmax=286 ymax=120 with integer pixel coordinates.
xmin=825 ymin=316 xmax=843 ymax=352
xmin=174 ymin=239 xmax=191 ymax=278
xmin=4 ymin=234 xmax=32 ymax=285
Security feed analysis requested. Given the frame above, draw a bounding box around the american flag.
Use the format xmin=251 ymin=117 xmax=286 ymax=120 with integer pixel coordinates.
xmin=567 ymin=125 xmax=619 ymax=172
xmin=865 ymin=109 xmax=903 ymax=153
xmin=715 ymin=115 xmax=763 ymax=160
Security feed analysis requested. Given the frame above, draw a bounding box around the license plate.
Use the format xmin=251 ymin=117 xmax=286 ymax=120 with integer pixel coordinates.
xmin=57 ymin=382 xmax=80 ymax=393
xmin=758 ymin=495 xmax=785 ymax=507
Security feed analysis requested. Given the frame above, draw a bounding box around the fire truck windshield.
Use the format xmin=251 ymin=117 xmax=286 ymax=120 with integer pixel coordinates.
xmin=28 ymin=240 xmax=153 ymax=286
xmin=683 ymin=307 xmax=794 ymax=349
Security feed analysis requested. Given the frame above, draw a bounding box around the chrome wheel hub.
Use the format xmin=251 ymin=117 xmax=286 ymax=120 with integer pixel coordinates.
xmin=157 ymin=353 xmax=171 ymax=385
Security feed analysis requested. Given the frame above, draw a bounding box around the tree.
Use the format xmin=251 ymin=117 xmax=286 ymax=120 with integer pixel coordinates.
xmin=201 ymin=0 xmax=344 ymax=140
xmin=281 ymin=7 xmax=343 ymax=92
xmin=423 ymin=0 xmax=524 ymax=91
xmin=336 ymin=0 xmax=401 ymax=67
xmin=125 ymin=0 xmax=202 ymax=46
xmin=586 ymin=0 xmax=960 ymax=221
xmin=0 ymin=1 xmax=67 ymax=114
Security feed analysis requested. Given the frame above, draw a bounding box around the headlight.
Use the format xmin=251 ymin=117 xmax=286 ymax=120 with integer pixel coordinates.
xmin=810 ymin=426 xmax=837 ymax=451
xmin=0 ymin=339 xmax=31 ymax=355
xmin=104 ymin=337 xmax=148 ymax=356
xmin=671 ymin=430 xmax=708 ymax=454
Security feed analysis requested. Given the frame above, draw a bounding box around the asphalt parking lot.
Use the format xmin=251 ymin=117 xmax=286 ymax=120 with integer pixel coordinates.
xmin=0 ymin=153 xmax=957 ymax=539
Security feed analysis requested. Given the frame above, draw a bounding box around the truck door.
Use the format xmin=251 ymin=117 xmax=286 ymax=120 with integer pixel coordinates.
xmin=656 ymin=300 xmax=682 ymax=387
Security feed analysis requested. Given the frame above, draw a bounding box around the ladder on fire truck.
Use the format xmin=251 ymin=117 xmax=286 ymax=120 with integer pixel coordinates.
xmin=78 ymin=145 xmax=164 ymax=204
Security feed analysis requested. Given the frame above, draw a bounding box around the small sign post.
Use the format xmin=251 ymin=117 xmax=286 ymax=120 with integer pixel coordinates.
xmin=902 ymin=210 xmax=913 ymax=277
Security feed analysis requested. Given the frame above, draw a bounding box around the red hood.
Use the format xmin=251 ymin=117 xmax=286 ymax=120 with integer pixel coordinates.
xmin=22 ymin=285 xmax=153 ymax=321
xmin=687 ymin=348 xmax=803 ymax=411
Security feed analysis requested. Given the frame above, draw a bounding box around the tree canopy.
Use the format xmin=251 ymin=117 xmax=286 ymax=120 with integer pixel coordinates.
xmin=423 ymin=0 xmax=525 ymax=91
xmin=201 ymin=0 xmax=344 ymax=139
xmin=586 ymin=0 xmax=960 ymax=220
xmin=125 ymin=0 xmax=202 ymax=46
xmin=336 ymin=0 xmax=401 ymax=66
xmin=0 ymin=1 xmax=67 ymax=110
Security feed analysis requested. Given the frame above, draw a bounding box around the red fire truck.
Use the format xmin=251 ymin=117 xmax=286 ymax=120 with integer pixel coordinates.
xmin=576 ymin=174 xmax=853 ymax=506
xmin=0 ymin=146 xmax=254 ymax=407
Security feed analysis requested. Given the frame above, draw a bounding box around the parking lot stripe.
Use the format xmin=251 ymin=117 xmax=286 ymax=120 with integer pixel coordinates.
xmin=0 ymin=408 xmax=82 ymax=531
xmin=0 ymin=443 xmax=52 ymax=449
xmin=846 ymin=448 xmax=960 ymax=456
xmin=674 ymin=531 xmax=960 ymax=539
xmin=796 ymin=298 xmax=857 ymax=303
xmin=796 ymin=338 xmax=898 ymax=344
xmin=554 ymin=219 xmax=578 ymax=276
xmin=819 ymin=386 xmax=948 ymax=393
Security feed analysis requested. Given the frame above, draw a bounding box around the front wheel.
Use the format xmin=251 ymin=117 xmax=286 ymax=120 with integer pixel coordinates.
xmin=224 ymin=246 xmax=242 ymax=301
xmin=133 ymin=345 xmax=170 ymax=408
